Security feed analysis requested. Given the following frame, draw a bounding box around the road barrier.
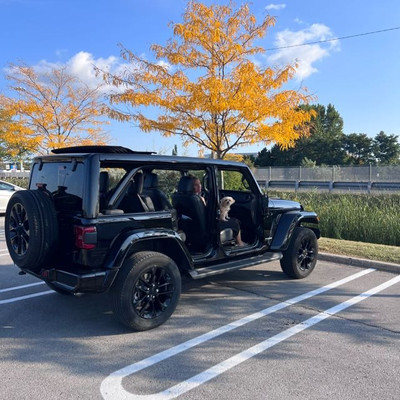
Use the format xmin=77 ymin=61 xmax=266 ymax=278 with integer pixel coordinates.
xmin=254 ymin=165 xmax=400 ymax=193
xmin=0 ymin=171 xmax=30 ymax=179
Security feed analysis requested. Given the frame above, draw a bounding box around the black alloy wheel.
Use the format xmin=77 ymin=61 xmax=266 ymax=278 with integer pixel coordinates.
xmin=8 ymin=202 xmax=30 ymax=257
xmin=280 ymin=227 xmax=318 ymax=279
xmin=296 ymin=236 xmax=316 ymax=272
xmin=111 ymin=251 xmax=181 ymax=331
xmin=133 ymin=266 xmax=175 ymax=319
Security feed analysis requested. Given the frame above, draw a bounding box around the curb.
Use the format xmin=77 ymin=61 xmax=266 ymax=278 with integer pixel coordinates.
xmin=319 ymin=252 xmax=400 ymax=274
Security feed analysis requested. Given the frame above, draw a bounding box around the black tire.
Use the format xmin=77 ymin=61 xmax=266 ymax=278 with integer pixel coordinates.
xmin=110 ymin=251 xmax=181 ymax=331
xmin=280 ymin=227 xmax=318 ymax=279
xmin=5 ymin=190 xmax=59 ymax=272
xmin=46 ymin=282 xmax=74 ymax=296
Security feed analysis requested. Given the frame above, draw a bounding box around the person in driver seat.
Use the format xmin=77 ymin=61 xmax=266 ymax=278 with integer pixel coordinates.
xmin=190 ymin=175 xmax=247 ymax=246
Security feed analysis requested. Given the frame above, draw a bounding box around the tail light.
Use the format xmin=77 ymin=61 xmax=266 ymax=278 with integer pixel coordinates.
xmin=74 ymin=226 xmax=97 ymax=249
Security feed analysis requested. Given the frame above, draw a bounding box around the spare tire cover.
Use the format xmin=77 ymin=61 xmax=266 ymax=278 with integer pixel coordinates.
xmin=5 ymin=189 xmax=59 ymax=272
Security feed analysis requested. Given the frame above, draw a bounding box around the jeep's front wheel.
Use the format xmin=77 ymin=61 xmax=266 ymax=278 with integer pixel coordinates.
xmin=110 ymin=251 xmax=181 ymax=331
xmin=280 ymin=227 xmax=318 ymax=279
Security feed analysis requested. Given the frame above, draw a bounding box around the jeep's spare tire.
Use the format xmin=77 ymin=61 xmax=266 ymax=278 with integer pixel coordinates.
xmin=5 ymin=190 xmax=59 ymax=272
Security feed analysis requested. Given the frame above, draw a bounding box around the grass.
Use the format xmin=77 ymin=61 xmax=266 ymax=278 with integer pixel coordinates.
xmin=319 ymin=237 xmax=400 ymax=264
xmin=268 ymin=191 xmax=400 ymax=247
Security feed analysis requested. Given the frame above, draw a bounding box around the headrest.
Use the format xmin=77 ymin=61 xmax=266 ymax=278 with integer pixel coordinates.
xmin=134 ymin=172 xmax=144 ymax=194
xmin=144 ymin=173 xmax=158 ymax=189
xmin=177 ymin=176 xmax=194 ymax=193
xmin=99 ymin=171 xmax=109 ymax=193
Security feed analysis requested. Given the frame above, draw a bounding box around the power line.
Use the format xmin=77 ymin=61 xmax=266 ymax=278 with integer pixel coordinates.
xmin=265 ymin=26 xmax=400 ymax=51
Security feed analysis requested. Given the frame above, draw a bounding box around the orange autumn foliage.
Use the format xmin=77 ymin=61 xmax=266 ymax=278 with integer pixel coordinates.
xmin=101 ymin=1 xmax=316 ymax=159
xmin=0 ymin=64 xmax=109 ymax=155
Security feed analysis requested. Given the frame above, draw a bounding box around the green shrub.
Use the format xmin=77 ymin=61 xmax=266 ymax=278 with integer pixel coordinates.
xmin=1 ymin=176 xmax=29 ymax=189
xmin=268 ymin=191 xmax=400 ymax=246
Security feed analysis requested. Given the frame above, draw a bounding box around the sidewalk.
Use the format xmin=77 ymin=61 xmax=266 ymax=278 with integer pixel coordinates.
xmin=319 ymin=252 xmax=400 ymax=274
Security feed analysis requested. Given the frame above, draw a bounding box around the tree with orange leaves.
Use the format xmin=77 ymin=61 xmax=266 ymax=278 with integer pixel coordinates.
xmin=101 ymin=1 xmax=315 ymax=159
xmin=0 ymin=64 xmax=109 ymax=155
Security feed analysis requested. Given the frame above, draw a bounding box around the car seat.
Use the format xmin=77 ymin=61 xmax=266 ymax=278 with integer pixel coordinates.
xmin=172 ymin=176 xmax=207 ymax=249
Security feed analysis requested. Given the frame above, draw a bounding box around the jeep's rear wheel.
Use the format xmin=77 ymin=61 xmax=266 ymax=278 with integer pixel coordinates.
xmin=5 ymin=190 xmax=59 ymax=272
xmin=280 ymin=227 xmax=318 ymax=279
xmin=110 ymin=251 xmax=181 ymax=331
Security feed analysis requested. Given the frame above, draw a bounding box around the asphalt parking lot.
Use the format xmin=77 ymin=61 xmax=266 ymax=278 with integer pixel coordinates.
xmin=1 ymin=218 xmax=399 ymax=400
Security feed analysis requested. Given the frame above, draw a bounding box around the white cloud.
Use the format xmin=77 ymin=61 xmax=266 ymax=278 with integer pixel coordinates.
xmin=156 ymin=60 xmax=172 ymax=71
xmin=24 ymin=51 xmax=132 ymax=93
xmin=55 ymin=48 xmax=68 ymax=58
xmin=265 ymin=3 xmax=286 ymax=11
xmin=23 ymin=52 xmax=172 ymax=94
xmin=67 ymin=51 xmax=119 ymax=88
xmin=294 ymin=18 xmax=305 ymax=25
xmin=267 ymin=23 xmax=340 ymax=80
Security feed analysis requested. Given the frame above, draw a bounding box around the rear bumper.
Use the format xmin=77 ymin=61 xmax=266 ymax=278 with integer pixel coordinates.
xmin=38 ymin=268 xmax=118 ymax=293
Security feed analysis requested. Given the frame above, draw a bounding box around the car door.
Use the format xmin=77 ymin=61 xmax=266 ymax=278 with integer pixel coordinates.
xmin=0 ymin=182 xmax=16 ymax=212
xmin=216 ymin=167 xmax=264 ymax=246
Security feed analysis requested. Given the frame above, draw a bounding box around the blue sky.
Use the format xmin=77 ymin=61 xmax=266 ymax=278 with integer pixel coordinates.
xmin=1 ymin=0 xmax=399 ymax=156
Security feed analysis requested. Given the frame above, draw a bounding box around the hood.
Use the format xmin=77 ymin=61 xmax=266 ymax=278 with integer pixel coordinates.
xmin=268 ymin=198 xmax=303 ymax=211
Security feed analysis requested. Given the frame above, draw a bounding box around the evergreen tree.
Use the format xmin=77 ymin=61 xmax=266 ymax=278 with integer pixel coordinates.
xmin=343 ymin=133 xmax=374 ymax=165
xmin=255 ymin=104 xmax=346 ymax=166
xmin=373 ymin=131 xmax=400 ymax=165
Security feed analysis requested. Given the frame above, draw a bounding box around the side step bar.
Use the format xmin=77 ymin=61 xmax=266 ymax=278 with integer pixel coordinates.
xmin=189 ymin=252 xmax=282 ymax=279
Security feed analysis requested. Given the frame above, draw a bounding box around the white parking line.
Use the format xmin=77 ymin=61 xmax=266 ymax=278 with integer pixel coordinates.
xmin=100 ymin=268 xmax=377 ymax=399
xmin=147 ymin=274 xmax=400 ymax=400
xmin=0 ymin=290 xmax=53 ymax=305
xmin=0 ymin=281 xmax=51 ymax=304
xmin=0 ymin=282 xmax=46 ymax=294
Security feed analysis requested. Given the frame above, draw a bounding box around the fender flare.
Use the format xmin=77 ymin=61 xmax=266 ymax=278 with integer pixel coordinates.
xmin=269 ymin=211 xmax=320 ymax=251
xmin=103 ymin=228 xmax=193 ymax=272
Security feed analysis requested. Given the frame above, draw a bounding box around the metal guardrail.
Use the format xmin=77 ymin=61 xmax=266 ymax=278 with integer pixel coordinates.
xmin=256 ymin=179 xmax=400 ymax=192
xmin=254 ymin=165 xmax=400 ymax=193
xmin=0 ymin=171 xmax=30 ymax=179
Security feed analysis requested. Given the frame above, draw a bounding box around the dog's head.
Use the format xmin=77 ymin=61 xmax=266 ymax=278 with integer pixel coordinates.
xmin=220 ymin=196 xmax=235 ymax=208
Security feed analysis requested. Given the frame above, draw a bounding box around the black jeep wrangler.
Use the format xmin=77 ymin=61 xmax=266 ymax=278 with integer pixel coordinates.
xmin=5 ymin=146 xmax=319 ymax=330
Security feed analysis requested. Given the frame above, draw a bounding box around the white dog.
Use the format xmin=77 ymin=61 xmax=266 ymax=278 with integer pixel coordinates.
xmin=219 ymin=196 xmax=235 ymax=221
